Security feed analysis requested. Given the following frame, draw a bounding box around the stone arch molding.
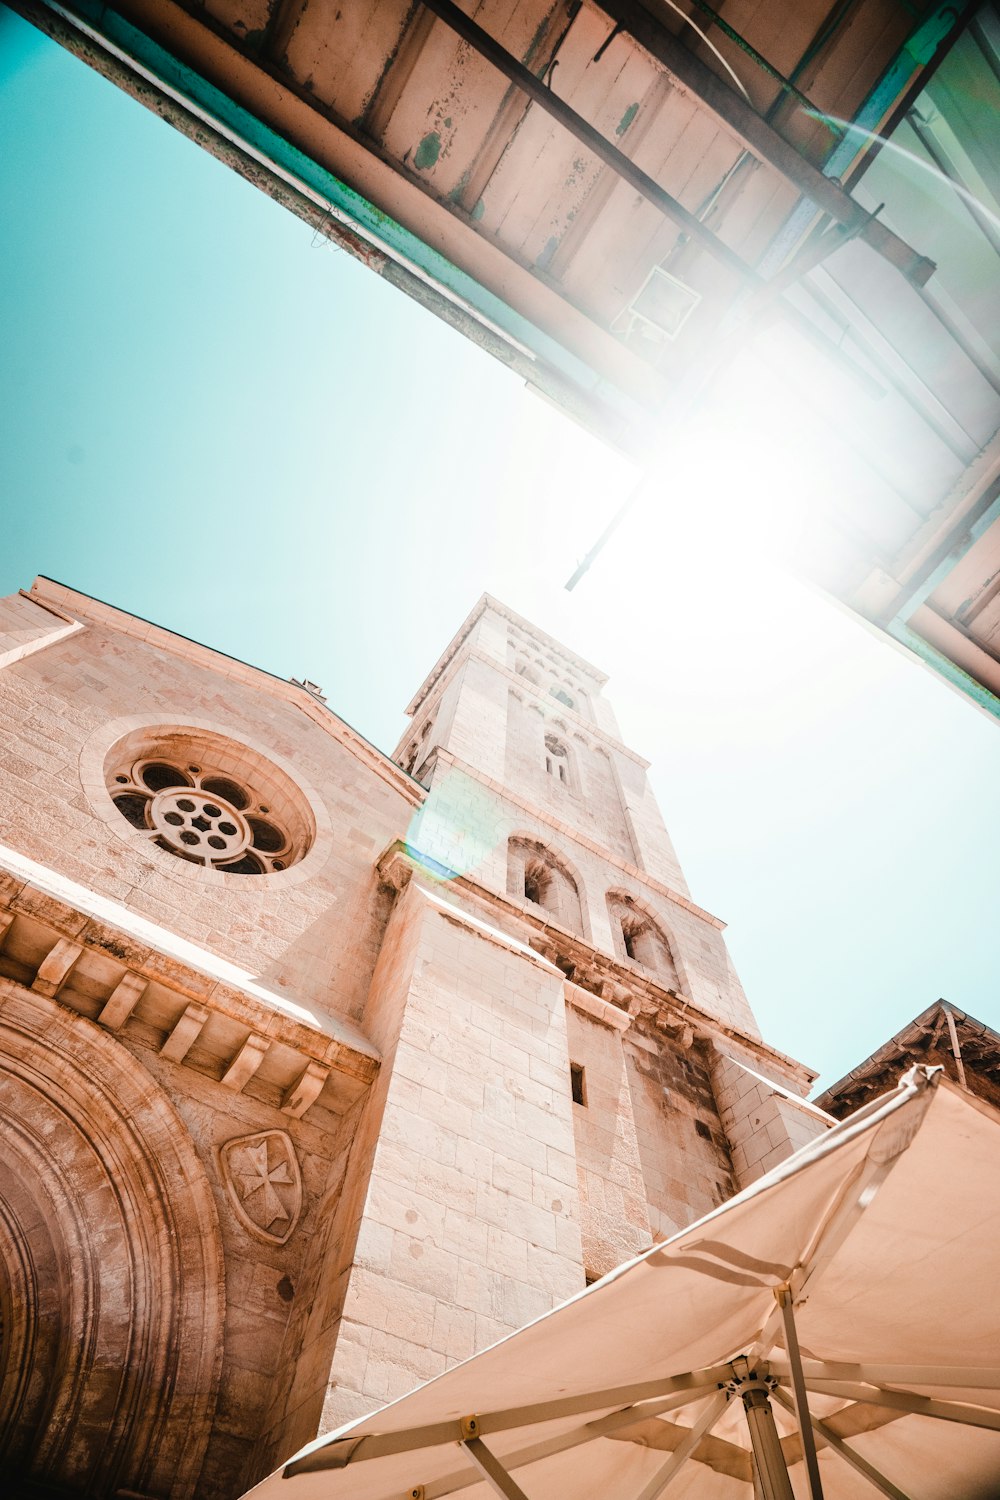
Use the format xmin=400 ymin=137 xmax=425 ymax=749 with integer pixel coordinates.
xmin=0 ymin=984 xmax=226 ymax=1498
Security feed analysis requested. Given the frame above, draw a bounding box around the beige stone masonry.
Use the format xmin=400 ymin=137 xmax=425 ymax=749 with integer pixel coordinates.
xmin=378 ymin=840 xmax=806 ymax=1093
xmin=397 ymin=644 xmax=650 ymax=769
xmin=31 ymin=937 xmax=83 ymax=997
xmin=98 ymin=970 xmax=148 ymax=1028
xmin=566 ymin=1003 xmax=650 ymax=1277
xmin=315 ymin=877 xmax=584 ymax=1434
xmin=711 ymin=1048 xmax=832 ymax=1188
xmin=0 ymin=590 xmax=85 ymax=671
xmin=564 ymin=979 xmax=632 ymax=1031
xmin=221 ymin=1032 xmax=270 ymax=1089
xmin=404 ymin=593 xmax=607 ymax=720
xmin=0 ymin=847 xmax=379 ymax=1120
xmin=429 ymin=749 xmax=725 ymax=928
xmin=161 ymin=1002 xmax=211 ymax=1063
xmin=28 ymin=576 xmax=424 ymax=808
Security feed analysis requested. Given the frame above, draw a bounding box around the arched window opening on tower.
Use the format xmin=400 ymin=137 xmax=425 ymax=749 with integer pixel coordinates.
xmin=544 ymin=733 xmax=569 ymax=784
xmin=522 ymin=858 xmax=550 ymax=908
xmin=507 ymin=838 xmax=583 ymax=934
xmin=608 ymin=893 xmax=678 ymax=988
xmin=550 ymin=686 xmax=575 ymax=710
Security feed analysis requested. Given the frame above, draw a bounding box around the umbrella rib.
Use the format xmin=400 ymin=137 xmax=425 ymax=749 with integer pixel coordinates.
xmin=283 ymin=1367 xmax=734 ymax=1475
xmin=771 ymin=1389 xmax=913 ymax=1500
xmin=630 ymin=1391 xmax=730 ymax=1500
xmin=769 ymin=1358 xmax=1000 ymax=1390
xmin=414 ymin=1385 xmax=725 ymax=1500
xmin=797 ymin=1379 xmax=1000 ymax=1431
xmin=461 ymin=1437 xmax=533 ymax=1500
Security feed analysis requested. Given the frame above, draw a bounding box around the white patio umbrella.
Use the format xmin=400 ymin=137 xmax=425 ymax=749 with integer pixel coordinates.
xmin=245 ymin=1068 xmax=1000 ymax=1500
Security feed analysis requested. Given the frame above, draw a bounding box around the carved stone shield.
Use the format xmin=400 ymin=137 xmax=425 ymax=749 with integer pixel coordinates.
xmin=219 ymin=1129 xmax=302 ymax=1246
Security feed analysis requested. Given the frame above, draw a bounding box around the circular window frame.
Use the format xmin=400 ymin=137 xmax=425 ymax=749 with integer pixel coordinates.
xmin=81 ymin=716 xmax=333 ymax=888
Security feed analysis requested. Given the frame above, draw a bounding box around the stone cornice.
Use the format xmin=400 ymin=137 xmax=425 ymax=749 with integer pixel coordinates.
xmin=0 ymin=843 xmax=379 ymax=1120
xmin=28 ymin=577 xmax=424 ymax=808
xmin=375 ymin=840 xmax=813 ymax=1086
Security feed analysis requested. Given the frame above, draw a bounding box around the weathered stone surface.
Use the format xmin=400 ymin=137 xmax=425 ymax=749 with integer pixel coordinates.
xmin=0 ymin=583 xmax=814 ymax=1499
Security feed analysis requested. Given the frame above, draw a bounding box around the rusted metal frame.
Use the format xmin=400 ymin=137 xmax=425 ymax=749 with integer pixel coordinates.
xmin=454 ymin=2 xmax=582 ymax=216
xmin=686 ymin=0 xmax=836 ymax=121
xmin=843 ymin=0 xmax=982 ymax=192
xmin=361 ymin=3 xmax=440 ymax=140
xmin=416 ymin=0 xmax=762 ymax=285
xmin=589 ymin=0 xmax=934 ymax=283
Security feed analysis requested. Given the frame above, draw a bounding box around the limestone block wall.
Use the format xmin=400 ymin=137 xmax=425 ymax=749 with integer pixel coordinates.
xmin=611 ymin=749 xmax=690 ymax=895
xmin=564 ymin=996 xmax=651 ymax=1277
xmin=625 ymin=1019 xmax=738 ymax=1240
xmin=317 ymin=878 xmax=585 ymax=1433
xmin=503 ymin=688 xmax=636 ymax=864
xmin=0 ymin=589 xmax=84 ymax=669
xmin=0 ymin=584 xmax=415 ymax=1025
xmin=711 ymin=1047 xmax=832 ymax=1189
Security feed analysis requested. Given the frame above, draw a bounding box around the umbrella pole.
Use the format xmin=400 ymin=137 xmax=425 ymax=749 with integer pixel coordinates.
xmin=732 ymin=1362 xmax=794 ymax=1500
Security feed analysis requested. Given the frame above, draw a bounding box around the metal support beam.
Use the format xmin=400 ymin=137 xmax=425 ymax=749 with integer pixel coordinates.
xmin=462 ymin=1432 xmax=533 ymax=1500
xmin=417 ymin=0 xmax=760 ymax=286
xmin=771 ymin=1389 xmax=913 ymax=1500
xmin=799 ymin=1380 xmax=1000 ymax=1432
xmin=774 ymin=1289 xmax=824 ymax=1500
xmin=285 ymin=1366 xmax=736 ymax=1474
xmin=633 ymin=1391 xmax=729 ymax=1500
xmin=591 ymin=0 xmax=934 ymax=284
xmin=769 ymin=1358 xmax=1000 ymax=1390
xmin=415 ymin=1384 xmax=732 ymax=1500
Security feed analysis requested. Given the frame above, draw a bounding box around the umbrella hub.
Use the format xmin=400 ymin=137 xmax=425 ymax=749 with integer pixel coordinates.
xmin=725 ymin=1359 xmax=796 ymax=1500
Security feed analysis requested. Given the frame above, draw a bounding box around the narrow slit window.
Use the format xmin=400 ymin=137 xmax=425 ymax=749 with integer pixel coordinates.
xmin=570 ymin=1063 xmax=587 ymax=1106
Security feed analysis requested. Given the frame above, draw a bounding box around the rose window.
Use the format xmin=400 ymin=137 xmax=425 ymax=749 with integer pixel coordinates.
xmin=108 ymin=754 xmax=302 ymax=874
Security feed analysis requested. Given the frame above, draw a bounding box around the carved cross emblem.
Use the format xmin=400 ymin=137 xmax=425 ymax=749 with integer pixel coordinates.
xmin=220 ymin=1130 xmax=302 ymax=1245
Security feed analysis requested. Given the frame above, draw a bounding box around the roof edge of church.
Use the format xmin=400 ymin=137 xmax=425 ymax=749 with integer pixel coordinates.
xmin=27 ymin=575 xmax=424 ymax=805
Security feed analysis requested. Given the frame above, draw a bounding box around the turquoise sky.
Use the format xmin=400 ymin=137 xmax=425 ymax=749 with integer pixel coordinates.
xmin=2 ymin=6 xmax=998 ymax=1091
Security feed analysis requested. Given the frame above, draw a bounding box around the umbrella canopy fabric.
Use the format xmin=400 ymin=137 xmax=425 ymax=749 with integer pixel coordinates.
xmin=246 ymin=1069 xmax=1000 ymax=1500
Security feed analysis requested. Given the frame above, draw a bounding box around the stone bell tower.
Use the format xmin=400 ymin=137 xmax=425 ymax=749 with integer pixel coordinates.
xmin=0 ymin=581 xmax=826 ymax=1495
xmin=306 ymin=597 xmax=826 ymax=1434
xmin=395 ymin=594 xmax=760 ymax=1038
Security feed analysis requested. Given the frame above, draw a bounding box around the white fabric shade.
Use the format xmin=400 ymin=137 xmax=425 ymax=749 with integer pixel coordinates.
xmin=245 ymin=1069 xmax=1000 ymax=1500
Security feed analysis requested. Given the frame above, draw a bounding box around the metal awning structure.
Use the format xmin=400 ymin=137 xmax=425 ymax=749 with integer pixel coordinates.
xmin=245 ymin=1068 xmax=1000 ymax=1500
xmin=13 ymin=0 xmax=1000 ymax=717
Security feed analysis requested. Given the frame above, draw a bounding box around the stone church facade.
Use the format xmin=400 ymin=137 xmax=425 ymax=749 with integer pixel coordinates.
xmin=0 ymin=578 xmax=826 ymax=1498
